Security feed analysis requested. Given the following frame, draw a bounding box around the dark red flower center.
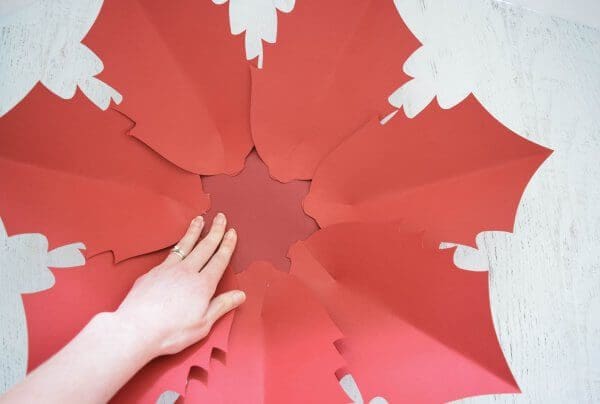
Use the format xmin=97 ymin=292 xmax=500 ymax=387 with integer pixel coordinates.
xmin=202 ymin=150 xmax=318 ymax=272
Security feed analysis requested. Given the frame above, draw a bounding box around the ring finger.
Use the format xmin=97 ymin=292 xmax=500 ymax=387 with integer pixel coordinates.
xmin=163 ymin=216 xmax=205 ymax=266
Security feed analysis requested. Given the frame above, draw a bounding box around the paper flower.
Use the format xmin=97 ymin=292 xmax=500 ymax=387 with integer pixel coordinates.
xmin=0 ymin=218 xmax=85 ymax=394
xmin=1 ymin=1 xmax=554 ymax=402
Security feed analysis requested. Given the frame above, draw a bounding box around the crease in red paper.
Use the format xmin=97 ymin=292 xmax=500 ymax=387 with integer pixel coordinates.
xmin=289 ymin=222 xmax=519 ymax=403
xmin=178 ymin=261 xmax=347 ymax=403
xmin=23 ymin=252 xmax=236 ymax=404
xmin=0 ymin=86 xmax=209 ymax=261
xmin=85 ymin=0 xmax=253 ymax=175
xmin=304 ymin=96 xmax=552 ymax=247
xmin=251 ymin=0 xmax=419 ymax=181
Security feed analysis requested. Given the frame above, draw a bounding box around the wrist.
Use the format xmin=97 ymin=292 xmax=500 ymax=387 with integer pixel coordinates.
xmin=88 ymin=311 xmax=160 ymax=364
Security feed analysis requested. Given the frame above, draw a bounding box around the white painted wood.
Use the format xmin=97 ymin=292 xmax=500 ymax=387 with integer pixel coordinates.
xmin=499 ymin=0 xmax=600 ymax=29
xmin=1 ymin=1 xmax=599 ymax=403
xmin=0 ymin=0 xmax=120 ymax=118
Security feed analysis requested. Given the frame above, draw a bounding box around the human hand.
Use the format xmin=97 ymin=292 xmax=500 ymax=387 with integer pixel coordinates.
xmin=113 ymin=213 xmax=245 ymax=358
xmin=0 ymin=214 xmax=244 ymax=404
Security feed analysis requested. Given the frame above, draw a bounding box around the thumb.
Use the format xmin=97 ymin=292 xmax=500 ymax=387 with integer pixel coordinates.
xmin=205 ymin=290 xmax=246 ymax=326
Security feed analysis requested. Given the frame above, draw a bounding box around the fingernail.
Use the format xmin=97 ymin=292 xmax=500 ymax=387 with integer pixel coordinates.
xmin=194 ymin=216 xmax=203 ymax=224
xmin=226 ymin=228 xmax=237 ymax=239
xmin=233 ymin=291 xmax=246 ymax=303
xmin=215 ymin=213 xmax=225 ymax=224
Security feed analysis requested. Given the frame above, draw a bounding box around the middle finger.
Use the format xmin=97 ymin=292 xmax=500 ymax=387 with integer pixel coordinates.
xmin=182 ymin=213 xmax=227 ymax=271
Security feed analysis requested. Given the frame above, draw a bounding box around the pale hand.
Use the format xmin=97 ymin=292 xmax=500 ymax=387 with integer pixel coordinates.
xmin=115 ymin=213 xmax=245 ymax=357
xmin=0 ymin=213 xmax=244 ymax=404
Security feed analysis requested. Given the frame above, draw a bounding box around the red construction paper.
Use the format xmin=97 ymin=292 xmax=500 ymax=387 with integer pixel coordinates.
xmin=201 ymin=150 xmax=317 ymax=273
xmin=24 ymin=251 xmax=235 ymax=403
xmin=304 ymin=96 xmax=552 ymax=247
xmin=85 ymin=0 xmax=252 ymax=175
xmin=0 ymin=86 xmax=208 ymax=261
xmin=289 ymin=222 xmax=519 ymax=403
xmin=178 ymin=261 xmax=347 ymax=403
xmin=251 ymin=0 xmax=419 ymax=181
xmin=177 ymin=365 xmax=218 ymax=403
xmin=2 ymin=4 xmax=551 ymax=402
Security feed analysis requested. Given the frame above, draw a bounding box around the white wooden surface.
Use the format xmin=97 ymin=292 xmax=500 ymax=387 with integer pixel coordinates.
xmin=1 ymin=1 xmax=599 ymax=403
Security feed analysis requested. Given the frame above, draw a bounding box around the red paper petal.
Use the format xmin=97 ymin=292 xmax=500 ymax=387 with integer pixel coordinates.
xmin=289 ymin=222 xmax=519 ymax=403
xmin=24 ymin=252 xmax=235 ymax=403
xmin=85 ymin=0 xmax=253 ymax=175
xmin=0 ymin=86 xmax=208 ymax=261
xmin=251 ymin=0 xmax=419 ymax=181
xmin=305 ymin=96 xmax=552 ymax=246
xmin=179 ymin=261 xmax=347 ymax=403
xmin=201 ymin=151 xmax=317 ymax=273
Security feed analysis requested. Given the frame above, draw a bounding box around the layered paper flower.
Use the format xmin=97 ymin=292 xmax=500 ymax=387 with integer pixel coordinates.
xmin=0 ymin=1 xmax=552 ymax=403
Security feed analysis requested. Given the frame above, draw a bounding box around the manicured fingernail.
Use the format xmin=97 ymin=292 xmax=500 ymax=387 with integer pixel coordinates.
xmin=215 ymin=213 xmax=225 ymax=224
xmin=233 ymin=291 xmax=246 ymax=303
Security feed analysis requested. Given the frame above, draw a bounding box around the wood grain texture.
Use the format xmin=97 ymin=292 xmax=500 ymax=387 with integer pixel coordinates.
xmin=1 ymin=1 xmax=599 ymax=403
